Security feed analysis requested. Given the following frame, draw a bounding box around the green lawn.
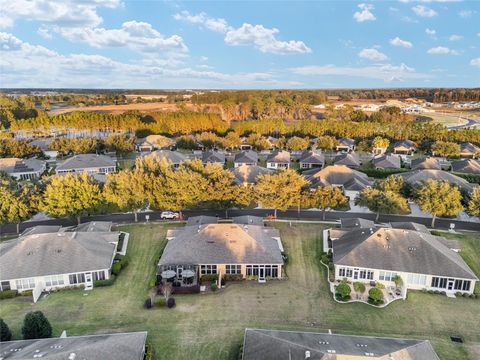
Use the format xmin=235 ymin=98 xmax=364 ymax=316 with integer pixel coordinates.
xmin=1 ymin=223 xmax=479 ymax=359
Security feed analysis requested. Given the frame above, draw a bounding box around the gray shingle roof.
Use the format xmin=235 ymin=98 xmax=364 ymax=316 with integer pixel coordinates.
xmin=393 ymin=140 xmax=416 ymax=150
xmin=56 ymin=154 xmax=116 ymax=171
xmin=451 ymin=159 xmax=480 ymax=174
xmin=333 ymin=227 xmax=478 ymax=280
xmin=159 ymin=223 xmax=283 ymax=266
xmin=234 ymin=150 xmax=259 ymax=164
xmin=334 ymin=153 xmax=360 ymax=168
xmin=411 ymin=157 xmax=441 ymax=170
xmin=389 ymin=222 xmax=429 ymax=233
xmin=337 ymin=138 xmax=355 ymax=147
xmin=460 ymin=142 xmax=480 ymax=155
xmin=74 ymin=221 xmax=113 ymax=232
xmin=340 ymin=218 xmax=375 ymax=229
xmin=399 ymin=169 xmax=476 ymax=193
xmin=266 ymin=150 xmax=290 ymax=164
xmin=232 ymin=215 xmax=264 ymax=226
xmin=186 ymin=215 xmax=218 ymax=226
xmin=243 ymin=329 xmax=440 ymax=360
xmin=144 ymin=150 xmax=187 ymax=165
xmin=299 ymin=150 xmax=325 ymax=165
xmin=0 ymin=157 xmax=46 ymax=174
xmin=303 ymin=165 xmax=373 ymax=190
xmin=0 ymin=332 xmax=147 ymax=360
xmin=372 ymin=154 xmax=401 ymax=169
xmin=21 ymin=225 xmax=62 ymax=237
xmin=202 ymin=151 xmax=226 ymax=164
xmin=232 ymin=165 xmax=273 ymax=185
xmin=0 ymin=231 xmax=118 ymax=281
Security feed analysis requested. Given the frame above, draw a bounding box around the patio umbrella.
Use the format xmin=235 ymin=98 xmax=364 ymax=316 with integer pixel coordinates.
xmin=182 ymin=270 xmax=195 ymax=278
xmin=161 ymin=270 xmax=176 ymax=279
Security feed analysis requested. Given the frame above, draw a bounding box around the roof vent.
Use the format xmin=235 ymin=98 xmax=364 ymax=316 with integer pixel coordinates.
xmin=365 ymin=352 xmax=375 ymax=357
xmin=319 ymin=341 xmax=329 ymax=345
xmin=327 ymin=349 xmax=336 ymax=354
xmin=68 ymin=354 xmax=76 ymax=360
xmin=305 ymin=350 xmax=311 ymax=359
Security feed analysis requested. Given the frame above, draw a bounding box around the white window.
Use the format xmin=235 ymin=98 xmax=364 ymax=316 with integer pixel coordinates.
xmin=225 ymin=265 xmax=241 ymax=275
xmin=407 ymin=273 xmax=426 ymax=286
xmin=44 ymin=275 xmax=65 ymax=287
xmin=15 ymin=278 xmax=36 ymax=290
xmin=200 ymin=265 xmax=217 ymax=275
xmin=379 ymin=271 xmax=397 ymax=282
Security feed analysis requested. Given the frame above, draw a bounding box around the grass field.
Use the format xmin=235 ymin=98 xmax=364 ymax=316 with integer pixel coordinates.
xmin=1 ymin=223 xmax=479 ymax=359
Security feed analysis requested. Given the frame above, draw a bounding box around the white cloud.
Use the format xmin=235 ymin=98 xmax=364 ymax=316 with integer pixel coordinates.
xmin=449 ymin=34 xmax=463 ymax=41
xmin=412 ymin=5 xmax=438 ymax=17
xmin=291 ymin=63 xmax=429 ymax=82
xmin=458 ymin=10 xmax=473 ymax=18
xmin=37 ymin=26 xmax=52 ymax=39
xmin=427 ymin=46 xmax=459 ymax=55
xmin=425 ymin=28 xmax=436 ymax=36
xmin=55 ymin=21 xmax=188 ymax=55
xmin=0 ymin=31 xmax=287 ymax=88
xmin=470 ymin=58 xmax=480 ymax=67
xmin=174 ymin=11 xmax=311 ymax=55
xmin=224 ymin=23 xmax=311 ymax=54
xmin=353 ymin=3 xmax=376 ymax=22
xmin=400 ymin=0 xmax=461 ymax=2
xmin=358 ymin=48 xmax=388 ymax=61
xmin=0 ymin=0 xmax=120 ymax=29
xmin=390 ymin=37 xmax=413 ymax=48
xmin=173 ymin=11 xmax=230 ymax=33
xmin=200 ymin=56 xmax=208 ymax=61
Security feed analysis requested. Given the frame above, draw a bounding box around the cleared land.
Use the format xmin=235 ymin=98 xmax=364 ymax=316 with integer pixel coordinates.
xmin=48 ymin=102 xmax=190 ymax=115
xmin=1 ymin=223 xmax=479 ymax=359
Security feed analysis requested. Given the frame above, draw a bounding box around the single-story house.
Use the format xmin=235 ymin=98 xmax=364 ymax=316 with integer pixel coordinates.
xmin=266 ymin=150 xmax=290 ymax=170
xmin=0 ymin=225 xmax=123 ymax=294
xmin=144 ymin=150 xmax=187 ymax=169
xmin=411 ymin=157 xmax=441 ymax=170
xmin=372 ymin=154 xmax=401 ymax=169
xmin=135 ymin=134 xmax=175 ymax=152
xmin=242 ymin=329 xmax=440 ymax=360
xmin=234 ymin=150 xmax=259 ymax=168
xmin=0 ymin=157 xmax=46 ymax=180
xmin=0 ymin=332 xmax=147 ymax=360
xmin=336 ymin=138 xmax=355 ymax=152
xmin=299 ymin=150 xmax=325 ymax=169
xmin=460 ymin=142 xmax=480 ymax=158
xmin=392 ymin=140 xmax=416 ymax=155
xmin=451 ymin=159 xmax=480 ymax=174
xmin=333 ymin=152 xmax=360 ymax=168
xmin=202 ymin=150 xmax=226 ymax=166
xmin=399 ymin=169 xmax=476 ymax=193
xmin=56 ymin=154 xmax=116 ymax=177
xmin=232 ymin=164 xmax=273 ymax=186
xmin=239 ymin=137 xmax=253 ymax=151
xmin=157 ymin=217 xmax=284 ymax=286
xmin=372 ymin=145 xmax=387 ymax=155
xmin=329 ymin=225 xmax=478 ymax=295
xmin=30 ymin=137 xmax=58 ymax=159
xmin=303 ymin=165 xmax=374 ymax=199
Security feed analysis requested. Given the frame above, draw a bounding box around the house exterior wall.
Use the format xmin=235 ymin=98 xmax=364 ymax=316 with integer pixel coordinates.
xmin=266 ymin=162 xmax=289 ymax=170
xmin=56 ymin=165 xmax=116 ymax=175
xmin=10 ymin=170 xmax=44 ymax=180
xmin=393 ymin=146 xmax=414 ymax=155
xmin=333 ymin=264 xmax=475 ymax=295
xmin=299 ymin=162 xmax=323 ymax=169
xmin=2 ymin=268 xmax=111 ymax=292
xmin=234 ymin=161 xmax=257 ymax=168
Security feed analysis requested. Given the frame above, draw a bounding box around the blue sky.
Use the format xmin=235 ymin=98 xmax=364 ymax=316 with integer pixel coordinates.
xmin=0 ymin=0 xmax=479 ymax=88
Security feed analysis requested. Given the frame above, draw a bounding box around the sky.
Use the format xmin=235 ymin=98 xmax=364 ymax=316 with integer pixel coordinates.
xmin=0 ymin=0 xmax=479 ymax=89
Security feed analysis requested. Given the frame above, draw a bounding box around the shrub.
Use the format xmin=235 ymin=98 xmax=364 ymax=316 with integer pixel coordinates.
xmin=223 ymin=274 xmax=243 ymax=282
xmin=392 ymin=275 xmax=403 ymax=287
xmin=0 ymin=318 xmax=12 ymax=342
xmin=155 ymin=298 xmax=166 ymax=307
xmin=211 ymin=283 xmax=218 ymax=292
xmin=375 ymin=282 xmax=385 ymax=289
xmin=167 ymin=297 xmax=176 ymax=308
xmin=145 ymin=341 xmax=156 ymax=360
xmin=144 ymin=298 xmax=152 ymax=309
xmin=470 ymin=294 xmax=477 ymax=299
xmin=335 ymin=282 xmax=351 ymax=301
xmin=368 ymin=288 xmax=384 ymax=305
xmin=320 ymin=254 xmax=330 ymax=264
xmin=455 ymin=292 xmax=463 ymax=297
xmin=200 ymin=274 xmax=218 ymax=283
xmin=353 ymin=282 xmax=366 ymax=293
xmin=94 ymin=275 xmax=116 ymax=287
xmin=111 ymin=262 xmax=122 ymax=276
xmin=22 ymin=311 xmax=52 ymax=339
xmin=0 ymin=290 xmax=18 ymax=300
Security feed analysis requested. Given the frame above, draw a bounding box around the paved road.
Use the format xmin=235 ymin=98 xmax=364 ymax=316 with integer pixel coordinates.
xmin=1 ymin=209 xmax=479 ymax=235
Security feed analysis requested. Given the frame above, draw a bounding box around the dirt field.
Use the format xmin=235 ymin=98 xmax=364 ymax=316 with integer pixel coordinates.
xmin=48 ymin=102 xmax=198 ymax=115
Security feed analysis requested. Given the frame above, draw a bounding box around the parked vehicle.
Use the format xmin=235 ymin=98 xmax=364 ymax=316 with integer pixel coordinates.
xmin=161 ymin=211 xmax=179 ymax=220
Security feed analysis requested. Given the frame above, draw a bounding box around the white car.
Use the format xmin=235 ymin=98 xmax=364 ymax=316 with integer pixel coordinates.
xmin=160 ymin=211 xmax=179 ymax=220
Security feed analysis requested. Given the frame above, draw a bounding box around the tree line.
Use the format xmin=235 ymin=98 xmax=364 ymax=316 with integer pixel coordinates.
xmin=1 ymin=159 xmax=479 ymax=231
